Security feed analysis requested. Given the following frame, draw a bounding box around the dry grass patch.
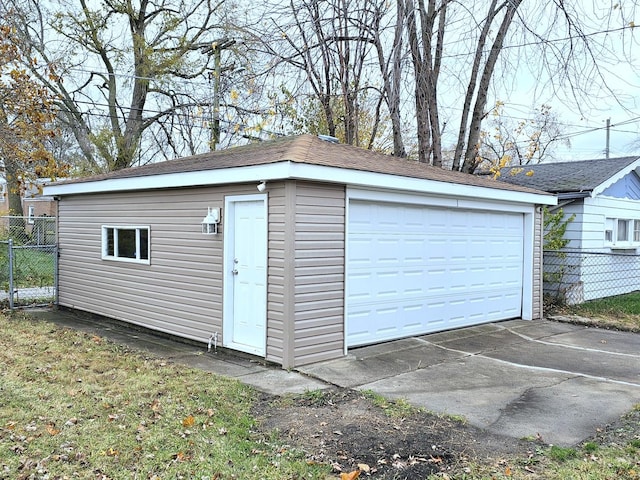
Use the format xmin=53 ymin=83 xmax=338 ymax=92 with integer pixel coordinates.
xmin=550 ymin=292 xmax=640 ymax=332
xmin=0 ymin=312 xmax=329 ymax=479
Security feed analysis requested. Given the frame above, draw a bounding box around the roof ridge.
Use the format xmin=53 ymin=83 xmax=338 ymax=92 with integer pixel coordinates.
xmin=510 ymin=156 xmax=640 ymax=168
xmin=280 ymin=134 xmax=318 ymax=163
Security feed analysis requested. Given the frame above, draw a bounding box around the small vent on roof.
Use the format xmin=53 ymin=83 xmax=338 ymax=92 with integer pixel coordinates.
xmin=318 ymin=134 xmax=339 ymax=144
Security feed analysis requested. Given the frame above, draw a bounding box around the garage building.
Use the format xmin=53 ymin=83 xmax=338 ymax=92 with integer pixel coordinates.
xmin=44 ymin=135 xmax=556 ymax=368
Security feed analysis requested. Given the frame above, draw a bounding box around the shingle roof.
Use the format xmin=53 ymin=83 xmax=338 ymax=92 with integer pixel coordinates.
xmin=497 ymin=156 xmax=640 ymax=194
xmin=55 ymin=134 xmax=547 ymax=195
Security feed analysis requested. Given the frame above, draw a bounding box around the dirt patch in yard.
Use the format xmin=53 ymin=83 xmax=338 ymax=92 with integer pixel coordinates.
xmin=253 ymin=388 xmax=541 ymax=478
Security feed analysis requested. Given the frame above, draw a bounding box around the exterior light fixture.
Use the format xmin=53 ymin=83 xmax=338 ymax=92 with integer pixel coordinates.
xmin=257 ymin=181 xmax=266 ymax=192
xmin=201 ymin=207 xmax=220 ymax=234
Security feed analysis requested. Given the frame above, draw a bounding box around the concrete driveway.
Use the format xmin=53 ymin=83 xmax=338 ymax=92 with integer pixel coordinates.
xmin=299 ymin=319 xmax=640 ymax=446
xmin=27 ymin=309 xmax=640 ymax=447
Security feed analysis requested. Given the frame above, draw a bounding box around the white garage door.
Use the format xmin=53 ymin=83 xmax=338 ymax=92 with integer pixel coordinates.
xmin=347 ymin=200 xmax=524 ymax=347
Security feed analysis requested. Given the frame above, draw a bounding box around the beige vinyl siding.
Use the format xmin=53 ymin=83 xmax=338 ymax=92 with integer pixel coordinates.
xmin=57 ymin=185 xmax=254 ymax=344
xmin=533 ymin=207 xmax=543 ymax=319
xmin=266 ymin=181 xmax=346 ymax=368
xmin=266 ymin=181 xmax=294 ymax=366
xmin=291 ymin=182 xmax=345 ymax=367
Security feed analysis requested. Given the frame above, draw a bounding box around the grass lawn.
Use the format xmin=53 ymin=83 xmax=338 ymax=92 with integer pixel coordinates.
xmin=551 ymin=291 xmax=640 ymax=332
xmin=1 ymin=308 xmax=639 ymax=480
xmin=1 ymin=246 xmax=55 ymax=290
xmin=0 ymin=312 xmax=330 ymax=479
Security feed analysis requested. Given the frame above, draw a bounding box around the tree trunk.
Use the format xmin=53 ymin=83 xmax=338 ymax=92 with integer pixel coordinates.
xmin=451 ymin=0 xmax=498 ymax=172
xmin=404 ymin=0 xmax=431 ymax=163
xmin=4 ymin=162 xmax=27 ymax=240
xmin=461 ymin=0 xmax=522 ymax=173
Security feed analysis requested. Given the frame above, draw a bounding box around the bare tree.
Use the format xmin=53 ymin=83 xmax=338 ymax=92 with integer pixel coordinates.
xmin=256 ymin=0 xmax=638 ymax=172
xmin=478 ymin=103 xmax=571 ymax=169
xmin=2 ymin=0 xmax=248 ymax=172
xmin=253 ymin=0 xmax=396 ymax=149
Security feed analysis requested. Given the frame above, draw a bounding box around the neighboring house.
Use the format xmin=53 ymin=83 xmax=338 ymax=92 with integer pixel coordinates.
xmin=498 ymin=156 xmax=640 ymax=303
xmin=0 ymin=179 xmax=6 ymax=215
xmin=0 ymin=177 xmax=57 ymax=219
xmin=44 ymin=134 xmax=555 ymax=368
xmin=0 ymin=178 xmax=57 ymax=244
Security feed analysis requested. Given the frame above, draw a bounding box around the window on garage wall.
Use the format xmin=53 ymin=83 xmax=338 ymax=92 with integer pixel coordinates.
xmin=102 ymin=225 xmax=150 ymax=264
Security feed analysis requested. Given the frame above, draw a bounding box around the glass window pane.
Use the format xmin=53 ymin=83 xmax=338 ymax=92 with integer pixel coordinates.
xmin=635 ymin=220 xmax=640 ymax=242
xmin=105 ymin=228 xmax=115 ymax=256
xmin=139 ymin=229 xmax=149 ymax=260
xmin=605 ymin=218 xmax=614 ymax=243
xmin=617 ymin=220 xmax=629 ymax=242
xmin=117 ymin=229 xmax=137 ymax=258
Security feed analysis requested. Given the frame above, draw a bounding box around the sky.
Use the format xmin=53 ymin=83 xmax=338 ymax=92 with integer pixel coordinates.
xmin=502 ymin=4 xmax=640 ymax=162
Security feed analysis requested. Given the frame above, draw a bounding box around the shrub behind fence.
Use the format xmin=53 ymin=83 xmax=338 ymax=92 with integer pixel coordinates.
xmin=1 ymin=216 xmax=57 ymax=308
xmin=544 ymin=249 xmax=640 ymax=305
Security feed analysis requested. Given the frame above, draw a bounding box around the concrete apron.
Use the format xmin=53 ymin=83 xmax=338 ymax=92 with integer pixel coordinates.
xmin=299 ymin=319 xmax=640 ymax=447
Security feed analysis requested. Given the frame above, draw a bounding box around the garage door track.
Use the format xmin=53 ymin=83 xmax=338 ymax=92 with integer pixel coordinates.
xmin=299 ymin=319 xmax=640 ymax=446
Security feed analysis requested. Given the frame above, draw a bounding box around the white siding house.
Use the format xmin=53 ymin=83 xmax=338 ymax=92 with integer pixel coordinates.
xmin=500 ymin=156 xmax=640 ymax=304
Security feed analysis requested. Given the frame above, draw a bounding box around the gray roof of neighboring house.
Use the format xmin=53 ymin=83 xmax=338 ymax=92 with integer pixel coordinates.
xmin=498 ymin=156 xmax=640 ymax=195
xmin=50 ymin=134 xmax=551 ymax=196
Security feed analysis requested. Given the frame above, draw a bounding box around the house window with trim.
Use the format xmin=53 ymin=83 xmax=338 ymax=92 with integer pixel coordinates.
xmin=617 ymin=219 xmax=630 ymax=242
xmin=605 ymin=218 xmax=640 ymax=248
xmin=27 ymin=205 xmax=35 ymax=224
xmin=0 ymin=183 xmax=5 ymax=202
xmin=605 ymin=218 xmax=614 ymax=243
xmin=102 ymin=226 xmax=150 ymax=264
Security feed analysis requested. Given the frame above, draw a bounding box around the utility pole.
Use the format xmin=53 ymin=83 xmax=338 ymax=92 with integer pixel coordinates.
xmin=211 ymin=46 xmax=221 ymax=150
xmin=204 ymin=38 xmax=236 ymax=151
xmin=605 ymin=118 xmax=610 ymax=159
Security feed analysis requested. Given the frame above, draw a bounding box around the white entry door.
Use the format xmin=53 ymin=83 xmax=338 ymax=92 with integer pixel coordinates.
xmin=223 ymin=195 xmax=267 ymax=356
xmin=347 ymin=200 xmax=524 ymax=347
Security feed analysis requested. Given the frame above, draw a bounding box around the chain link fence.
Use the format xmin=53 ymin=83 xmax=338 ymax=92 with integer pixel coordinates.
xmin=544 ymin=249 xmax=640 ymax=305
xmin=1 ymin=215 xmax=57 ymax=309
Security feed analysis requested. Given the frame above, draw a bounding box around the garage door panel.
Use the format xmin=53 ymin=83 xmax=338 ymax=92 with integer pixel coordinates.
xmin=347 ymin=200 xmax=524 ymax=347
xmin=349 ymin=264 xmax=522 ymax=300
xmin=348 ymin=288 xmax=522 ymax=345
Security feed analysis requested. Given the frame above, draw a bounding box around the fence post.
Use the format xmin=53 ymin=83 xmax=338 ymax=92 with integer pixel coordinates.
xmin=54 ymin=244 xmax=59 ymax=305
xmin=8 ymin=238 xmax=13 ymax=310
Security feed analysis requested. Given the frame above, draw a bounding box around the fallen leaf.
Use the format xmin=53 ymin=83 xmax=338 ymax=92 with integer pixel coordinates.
xmin=340 ymin=471 xmax=361 ymax=480
xmin=218 ymin=427 xmax=227 ymax=435
xmin=105 ymin=447 xmax=119 ymax=457
xmin=46 ymin=424 xmax=60 ymax=436
xmin=357 ymin=463 xmax=370 ymax=473
xmin=505 ymin=466 xmax=512 ymax=476
xmin=182 ymin=415 xmax=195 ymax=427
xmin=172 ymin=451 xmax=190 ymax=462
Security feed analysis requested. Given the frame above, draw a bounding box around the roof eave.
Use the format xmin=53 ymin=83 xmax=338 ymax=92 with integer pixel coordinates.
xmin=591 ymin=157 xmax=640 ymax=196
xmin=556 ymin=191 xmax=592 ymax=200
xmin=43 ymin=161 xmax=557 ymax=206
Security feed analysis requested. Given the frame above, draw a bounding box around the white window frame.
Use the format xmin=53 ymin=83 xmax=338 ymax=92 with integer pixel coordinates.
xmin=27 ymin=205 xmax=35 ymax=224
xmin=605 ymin=217 xmax=640 ymax=248
xmin=604 ymin=218 xmax=614 ymax=243
xmin=0 ymin=183 xmax=5 ymax=202
xmin=101 ymin=225 xmax=151 ymax=264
